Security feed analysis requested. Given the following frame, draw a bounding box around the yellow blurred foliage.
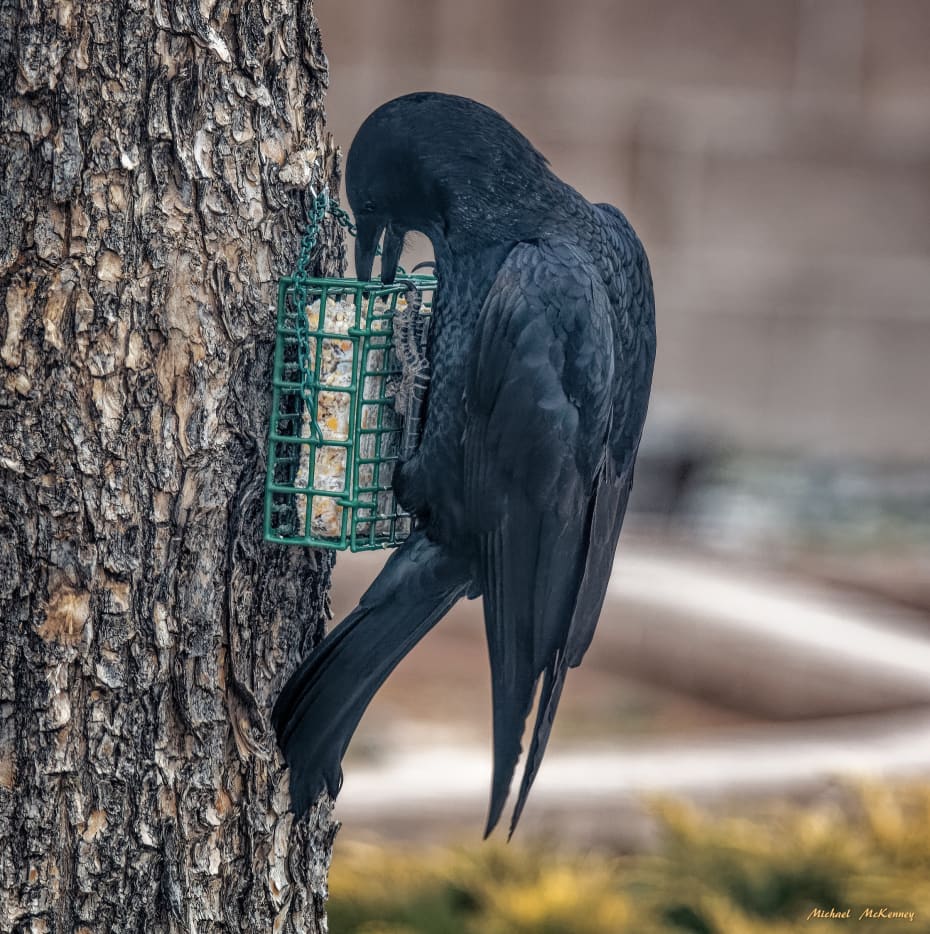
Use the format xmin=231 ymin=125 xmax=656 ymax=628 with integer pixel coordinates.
xmin=327 ymin=783 xmax=930 ymax=933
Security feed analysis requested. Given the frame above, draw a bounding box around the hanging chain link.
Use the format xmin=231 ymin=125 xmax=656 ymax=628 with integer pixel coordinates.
xmin=293 ymin=190 xmax=334 ymax=419
xmin=328 ymin=201 xmax=358 ymax=239
xmin=294 ymin=189 xmax=345 ymax=283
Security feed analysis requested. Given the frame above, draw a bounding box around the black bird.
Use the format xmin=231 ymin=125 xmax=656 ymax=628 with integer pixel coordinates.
xmin=273 ymin=92 xmax=656 ymax=837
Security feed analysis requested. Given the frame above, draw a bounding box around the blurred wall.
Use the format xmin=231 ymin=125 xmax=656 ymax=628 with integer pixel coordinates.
xmin=316 ymin=0 xmax=930 ymax=462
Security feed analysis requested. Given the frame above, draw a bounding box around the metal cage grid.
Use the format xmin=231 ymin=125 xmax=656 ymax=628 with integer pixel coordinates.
xmin=264 ymin=274 xmax=435 ymax=551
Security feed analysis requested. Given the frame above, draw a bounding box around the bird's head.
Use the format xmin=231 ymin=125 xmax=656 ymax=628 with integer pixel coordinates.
xmin=346 ymin=92 xmax=554 ymax=284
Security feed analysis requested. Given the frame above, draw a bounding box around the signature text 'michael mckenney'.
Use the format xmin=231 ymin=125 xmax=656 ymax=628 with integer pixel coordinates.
xmin=807 ymin=907 xmax=917 ymax=922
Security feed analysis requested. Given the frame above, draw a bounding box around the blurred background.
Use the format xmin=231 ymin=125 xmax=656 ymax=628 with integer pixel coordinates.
xmin=313 ymin=1 xmax=930 ymax=929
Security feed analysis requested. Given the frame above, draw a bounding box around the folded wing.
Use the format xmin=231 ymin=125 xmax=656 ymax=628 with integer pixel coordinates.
xmin=463 ymin=239 xmax=623 ymax=836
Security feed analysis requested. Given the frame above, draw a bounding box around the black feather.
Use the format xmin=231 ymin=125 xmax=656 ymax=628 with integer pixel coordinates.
xmin=272 ymin=532 xmax=469 ymax=814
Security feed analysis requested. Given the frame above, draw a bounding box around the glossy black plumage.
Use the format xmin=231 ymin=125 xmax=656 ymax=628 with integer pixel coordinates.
xmin=272 ymin=92 xmax=656 ymax=836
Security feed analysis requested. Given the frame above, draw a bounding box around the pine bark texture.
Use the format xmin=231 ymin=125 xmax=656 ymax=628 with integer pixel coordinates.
xmin=0 ymin=0 xmax=345 ymax=930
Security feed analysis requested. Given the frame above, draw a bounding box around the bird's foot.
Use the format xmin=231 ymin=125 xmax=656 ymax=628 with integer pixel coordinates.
xmin=394 ymin=453 xmax=430 ymax=516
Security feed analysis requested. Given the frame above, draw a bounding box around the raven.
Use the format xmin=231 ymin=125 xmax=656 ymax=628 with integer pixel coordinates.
xmin=273 ymin=92 xmax=656 ymax=837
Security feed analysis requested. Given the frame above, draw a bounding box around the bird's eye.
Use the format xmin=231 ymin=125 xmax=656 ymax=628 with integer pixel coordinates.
xmin=361 ymin=201 xmax=377 ymax=215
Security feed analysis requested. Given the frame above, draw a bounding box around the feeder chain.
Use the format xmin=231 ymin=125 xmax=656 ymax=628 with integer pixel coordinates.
xmin=292 ymin=190 xmax=331 ymax=416
xmin=293 ymin=190 xmax=328 ymax=283
xmin=328 ymin=201 xmax=358 ymax=238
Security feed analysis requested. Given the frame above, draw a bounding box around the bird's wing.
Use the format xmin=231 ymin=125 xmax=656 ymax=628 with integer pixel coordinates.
xmin=463 ymin=239 xmax=618 ymax=836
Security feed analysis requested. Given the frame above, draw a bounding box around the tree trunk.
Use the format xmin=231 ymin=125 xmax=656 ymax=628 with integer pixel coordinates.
xmin=0 ymin=1 xmax=343 ymax=930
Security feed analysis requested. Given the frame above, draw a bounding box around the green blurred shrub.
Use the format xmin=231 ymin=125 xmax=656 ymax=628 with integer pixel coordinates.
xmin=327 ymin=783 xmax=930 ymax=933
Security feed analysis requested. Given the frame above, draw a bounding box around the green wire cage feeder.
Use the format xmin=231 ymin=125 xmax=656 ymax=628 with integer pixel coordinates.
xmin=264 ymin=194 xmax=436 ymax=551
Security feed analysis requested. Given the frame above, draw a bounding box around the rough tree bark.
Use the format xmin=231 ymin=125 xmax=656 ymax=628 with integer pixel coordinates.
xmin=0 ymin=0 xmax=344 ymax=930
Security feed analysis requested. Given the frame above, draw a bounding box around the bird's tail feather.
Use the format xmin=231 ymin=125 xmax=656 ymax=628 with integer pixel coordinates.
xmin=482 ymin=526 xmax=539 ymax=839
xmin=492 ymin=466 xmax=629 ymax=837
xmin=272 ymin=530 xmax=470 ymax=816
xmin=508 ymin=660 xmax=567 ymax=838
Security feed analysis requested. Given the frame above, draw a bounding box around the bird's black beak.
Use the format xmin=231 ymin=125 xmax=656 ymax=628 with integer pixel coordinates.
xmin=354 ymin=216 xmax=384 ymax=283
xmin=379 ymin=225 xmax=405 ymax=286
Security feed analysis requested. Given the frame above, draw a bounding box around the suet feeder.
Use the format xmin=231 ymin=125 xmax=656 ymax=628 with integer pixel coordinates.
xmin=264 ymin=195 xmax=435 ymax=551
